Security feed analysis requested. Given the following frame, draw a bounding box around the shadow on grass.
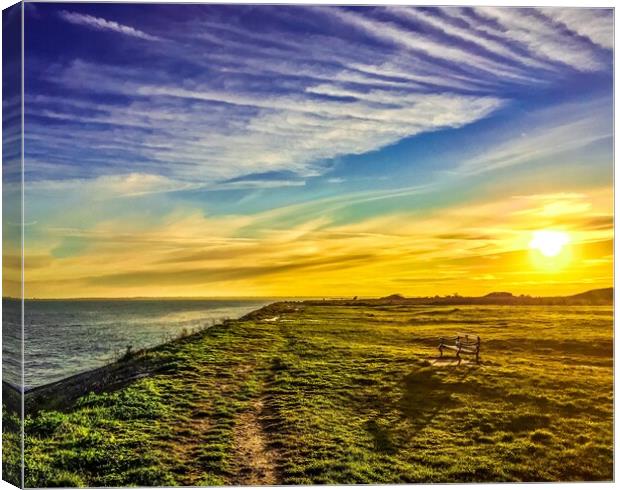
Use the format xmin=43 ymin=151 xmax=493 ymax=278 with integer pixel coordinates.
xmin=430 ymin=356 xmax=479 ymax=367
xmin=399 ymin=363 xmax=571 ymax=438
xmin=398 ymin=366 xmax=456 ymax=428
xmin=365 ymin=419 xmax=397 ymax=454
xmin=398 ymin=362 xmax=492 ymax=427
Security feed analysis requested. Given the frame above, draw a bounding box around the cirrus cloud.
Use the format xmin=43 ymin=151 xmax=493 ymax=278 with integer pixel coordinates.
xmin=59 ymin=10 xmax=161 ymax=41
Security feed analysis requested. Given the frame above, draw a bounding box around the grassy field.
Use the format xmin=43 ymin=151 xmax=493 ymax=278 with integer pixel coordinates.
xmin=13 ymin=302 xmax=613 ymax=486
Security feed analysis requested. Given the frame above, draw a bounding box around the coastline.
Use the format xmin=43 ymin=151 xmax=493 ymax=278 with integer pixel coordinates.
xmin=8 ymin=298 xmax=613 ymax=485
xmin=16 ymin=301 xmax=292 ymax=414
xmin=10 ymin=289 xmax=612 ymax=413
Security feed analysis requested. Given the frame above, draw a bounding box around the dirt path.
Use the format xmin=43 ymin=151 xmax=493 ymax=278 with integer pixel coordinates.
xmin=232 ymin=398 xmax=278 ymax=485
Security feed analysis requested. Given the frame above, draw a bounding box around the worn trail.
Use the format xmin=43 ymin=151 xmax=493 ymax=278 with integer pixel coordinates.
xmin=232 ymin=397 xmax=278 ymax=485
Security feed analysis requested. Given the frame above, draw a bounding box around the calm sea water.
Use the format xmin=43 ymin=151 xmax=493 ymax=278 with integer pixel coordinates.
xmin=4 ymin=298 xmax=278 ymax=389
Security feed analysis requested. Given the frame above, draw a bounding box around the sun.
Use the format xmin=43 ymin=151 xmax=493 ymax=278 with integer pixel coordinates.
xmin=529 ymin=230 xmax=570 ymax=257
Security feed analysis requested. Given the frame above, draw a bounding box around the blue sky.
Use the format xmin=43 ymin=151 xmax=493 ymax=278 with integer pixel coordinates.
xmin=11 ymin=4 xmax=614 ymax=298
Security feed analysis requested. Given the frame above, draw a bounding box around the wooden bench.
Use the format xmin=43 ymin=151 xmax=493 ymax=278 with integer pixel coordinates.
xmin=438 ymin=333 xmax=480 ymax=363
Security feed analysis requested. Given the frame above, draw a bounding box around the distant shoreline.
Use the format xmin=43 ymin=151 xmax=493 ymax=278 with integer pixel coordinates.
xmin=3 ymin=296 xmax=324 ymax=302
xmin=300 ymin=287 xmax=613 ymax=306
xmin=7 ymin=302 xmax=288 ymax=414
xmin=2 ymin=286 xmax=613 ymax=303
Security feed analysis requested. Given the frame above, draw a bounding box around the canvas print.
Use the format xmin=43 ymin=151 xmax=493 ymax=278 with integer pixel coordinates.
xmin=1 ymin=2 xmax=614 ymax=487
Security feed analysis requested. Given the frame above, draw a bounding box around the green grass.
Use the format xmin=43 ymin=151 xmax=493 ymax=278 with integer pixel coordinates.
xmin=18 ymin=302 xmax=613 ymax=485
xmin=2 ymin=408 xmax=22 ymax=487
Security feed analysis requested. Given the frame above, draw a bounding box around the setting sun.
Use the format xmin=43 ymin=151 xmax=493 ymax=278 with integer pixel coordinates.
xmin=529 ymin=230 xmax=571 ymax=257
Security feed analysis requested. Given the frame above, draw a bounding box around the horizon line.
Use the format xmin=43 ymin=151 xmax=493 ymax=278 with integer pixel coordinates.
xmin=2 ymin=286 xmax=612 ymax=302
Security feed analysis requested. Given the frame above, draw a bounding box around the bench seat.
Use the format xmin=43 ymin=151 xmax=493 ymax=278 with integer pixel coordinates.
xmin=441 ymin=345 xmax=477 ymax=353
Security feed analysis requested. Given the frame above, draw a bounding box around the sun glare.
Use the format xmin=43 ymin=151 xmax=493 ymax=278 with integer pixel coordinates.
xmin=529 ymin=230 xmax=570 ymax=257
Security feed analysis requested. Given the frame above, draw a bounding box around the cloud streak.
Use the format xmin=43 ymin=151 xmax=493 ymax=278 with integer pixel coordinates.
xmin=539 ymin=7 xmax=613 ymax=50
xmin=471 ymin=7 xmax=607 ymax=71
xmin=454 ymin=97 xmax=612 ymax=176
xmin=59 ymin=10 xmax=161 ymax=41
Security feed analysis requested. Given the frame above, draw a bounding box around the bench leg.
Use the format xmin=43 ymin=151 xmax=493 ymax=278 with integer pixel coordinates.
xmin=439 ymin=346 xmax=443 ymax=358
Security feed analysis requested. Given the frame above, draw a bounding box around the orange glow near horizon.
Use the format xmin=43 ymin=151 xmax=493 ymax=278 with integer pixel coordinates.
xmin=7 ymin=187 xmax=613 ymax=300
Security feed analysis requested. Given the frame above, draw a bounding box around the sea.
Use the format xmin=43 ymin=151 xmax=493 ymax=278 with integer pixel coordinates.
xmin=2 ymin=298 xmax=281 ymax=389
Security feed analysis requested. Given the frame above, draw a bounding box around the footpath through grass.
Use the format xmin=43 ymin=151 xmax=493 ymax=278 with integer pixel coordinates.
xmin=17 ymin=302 xmax=613 ymax=485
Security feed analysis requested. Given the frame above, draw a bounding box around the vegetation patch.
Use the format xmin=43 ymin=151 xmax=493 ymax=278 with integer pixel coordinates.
xmin=10 ymin=303 xmax=612 ymax=485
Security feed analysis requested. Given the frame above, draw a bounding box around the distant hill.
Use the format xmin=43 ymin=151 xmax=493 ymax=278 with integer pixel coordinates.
xmin=308 ymin=288 xmax=613 ymax=307
xmin=569 ymin=288 xmax=613 ymax=303
xmin=380 ymin=294 xmax=406 ymax=301
xmin=484 ymin=292 xmax=513 ymax=298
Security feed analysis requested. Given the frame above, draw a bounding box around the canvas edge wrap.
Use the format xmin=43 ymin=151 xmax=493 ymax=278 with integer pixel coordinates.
xmin=2 ymin=1 xmax=25 ymax=488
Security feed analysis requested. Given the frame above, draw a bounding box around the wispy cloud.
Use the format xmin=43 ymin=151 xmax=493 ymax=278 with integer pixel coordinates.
xmin=29 ymin=59 xmax=503 ymax=183
xmin=59 ymin=10 xmax=161 ymax=41
xmin=26 ymin=6 xmax=610 ymax=188
xmin=471 ymin=7 xmax=608 ymax=71
xmin=325 ymin=7 xmax=543 ymax=84
xmin=387 ymin=7 xmax=554 ymax=72
xmin=539 ymin=7 xmax=613 ymax=50
xmin=454 ymin=97 xmax=612 ymax=176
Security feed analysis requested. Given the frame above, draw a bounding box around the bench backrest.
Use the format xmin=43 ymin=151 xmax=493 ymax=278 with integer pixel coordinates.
xmin=440 ymin=334 xmax=480 ymax=346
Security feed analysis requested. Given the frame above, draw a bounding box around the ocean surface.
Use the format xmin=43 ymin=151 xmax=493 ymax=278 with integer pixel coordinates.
xmin=3 ymin=298 xmax=280 ymax=389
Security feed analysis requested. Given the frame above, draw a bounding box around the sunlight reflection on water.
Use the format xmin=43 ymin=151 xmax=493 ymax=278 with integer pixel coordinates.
xmin=19 ymin=299 xmax=275 ymax=388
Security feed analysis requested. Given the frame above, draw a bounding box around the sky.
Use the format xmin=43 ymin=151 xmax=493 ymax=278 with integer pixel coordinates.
xmin=4 ymin=4 xmax=613 ymax=298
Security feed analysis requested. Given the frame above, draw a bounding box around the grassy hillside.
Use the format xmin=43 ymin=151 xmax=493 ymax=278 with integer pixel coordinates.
xmin=12 ymin=302 xmax=613 ymax=485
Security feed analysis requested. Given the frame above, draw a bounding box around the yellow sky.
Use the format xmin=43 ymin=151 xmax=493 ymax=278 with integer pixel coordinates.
xmin=8 ymin=185 xmax=612 ymax=299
